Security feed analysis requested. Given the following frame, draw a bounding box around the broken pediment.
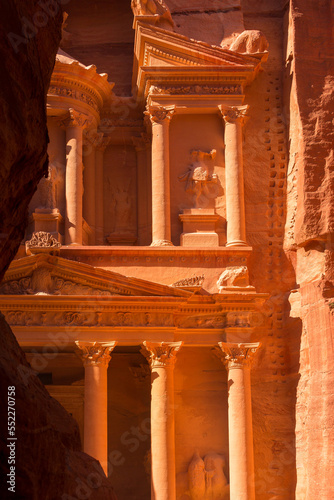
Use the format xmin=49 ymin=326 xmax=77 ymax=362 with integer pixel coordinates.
xmin=0 ymin=254 xmax=190 ymax=298
xmin=133 ymin=22 xmax=264 ymax=98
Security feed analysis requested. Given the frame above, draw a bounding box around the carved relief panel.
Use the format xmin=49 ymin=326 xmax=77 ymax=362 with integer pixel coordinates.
xmin=170 ymin=114 xmax=226 ymax=245
xmin=104 ymin=144 xmax=138 ymax=245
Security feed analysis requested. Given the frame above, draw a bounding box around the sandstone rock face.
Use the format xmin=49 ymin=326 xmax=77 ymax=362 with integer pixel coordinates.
xmin=284 ymin=1 xmax=334 ymax=498
xmin=0 ymin=2 xmax=117 ymax=499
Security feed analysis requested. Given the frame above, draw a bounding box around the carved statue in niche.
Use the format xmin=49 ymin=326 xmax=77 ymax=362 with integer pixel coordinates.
xmin=188 ymin=451 xmax=229 ymax=500
xmin=179 ymin=150 xmax=221 ymax=208
xmin=110 ymin=183 xmax=133 ymax=234
xmin=36 ymin=163 xmax=60 ymax=210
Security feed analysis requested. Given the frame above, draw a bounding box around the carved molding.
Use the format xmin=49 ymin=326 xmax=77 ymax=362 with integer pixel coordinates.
xmin=218 ymin=104 xmax=249 ymax=124
xmin=149 ymin=84 xmax=242 ymax=96
xmin=216 ymin=342 xmax=261 ymax=369
xmin=144 ymin=105 xmax=175 ymax=125
xmin=75 ymin=341 xmax=117 ymax=367
xmin=142 ymin=341 xmax=183 ymax=368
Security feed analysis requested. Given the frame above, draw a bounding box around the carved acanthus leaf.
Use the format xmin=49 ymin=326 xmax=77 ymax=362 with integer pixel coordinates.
xmin=75 ymin=341 xmax=117 ymax=367
xmin=216 ymin=342 xmax=261 ymax=368
xmin=142 ymin=341 xmax=183 ymax=368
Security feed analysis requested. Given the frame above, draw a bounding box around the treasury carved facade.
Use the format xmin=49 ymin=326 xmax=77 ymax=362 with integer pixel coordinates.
xmin=1 ymin=2 xmax=287 ymax=499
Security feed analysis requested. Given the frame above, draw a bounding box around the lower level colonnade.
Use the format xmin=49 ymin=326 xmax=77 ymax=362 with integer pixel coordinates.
xmin=75 ymin=341 xmax=261 ymax=500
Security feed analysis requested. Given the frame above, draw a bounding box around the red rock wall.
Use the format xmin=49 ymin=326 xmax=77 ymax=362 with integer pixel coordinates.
xmin=284 ymin=1 xmax=334 ymax=497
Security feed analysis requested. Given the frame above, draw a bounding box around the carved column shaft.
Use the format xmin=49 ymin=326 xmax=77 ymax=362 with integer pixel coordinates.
xmin=219 ymin=105 xmax=248 ymax=247
xmin=142 ymin=341 xmax=182 ymax=500
xmin=83 ymin=139 xmax=96 ymax=245
xmin=95 ymin=137 xmax=110 ymax=245
xmin=217 ymin=342 xmax=260 ymax=500
xmin=133 ymin=134 xmax=151 ymax=245
xmin=146 ymin=106 xmax=175 ymax=246
xmin=63 ymin=109 xmax=92 ymax=245
xmin=75 ymin=341 xmax=117 ymax=475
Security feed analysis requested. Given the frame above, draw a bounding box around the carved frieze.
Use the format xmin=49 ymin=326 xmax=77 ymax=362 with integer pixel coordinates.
xmin=149 ymin=84 xmax=242 ymax=95
xmin=49 ymin=85 xmax=99 ymax=113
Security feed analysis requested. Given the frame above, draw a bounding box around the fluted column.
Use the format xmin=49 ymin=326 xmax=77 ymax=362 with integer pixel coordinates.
xmin=75 ymin=341 xmax=117 ymax=475
xmin=95 ymin=136 xmax=111 ymax=245
xmin=218 ymin=105 xmax=248 ymax=247
xmin=145 ymin=105 xmax=175 ymax=246
xmin=216 ymin=342 xmax=260 ymax=500
xmin=142 ymin=341 xmax=183 ymax=500
xmin=63 ymin=109 xmax=92 ymax=245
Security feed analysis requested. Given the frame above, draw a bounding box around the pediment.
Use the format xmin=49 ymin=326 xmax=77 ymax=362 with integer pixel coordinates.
xmin=133 ymin=22 xmax=262 ymax=96
xmin=0 ymin=254 xmax=190 ymax=298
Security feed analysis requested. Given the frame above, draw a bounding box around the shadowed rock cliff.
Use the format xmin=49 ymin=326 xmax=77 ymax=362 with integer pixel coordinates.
xmin=0 ymin=1 xmax=117 ymax=498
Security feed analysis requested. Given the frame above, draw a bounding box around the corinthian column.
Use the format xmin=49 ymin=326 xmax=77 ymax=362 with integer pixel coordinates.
xmin=63 ymin=109 xmax=92 ymax=245
xmin=142 ymin=341 xmax=183 ymax=500
xmin=216 ymin=342 xmax=260 ymax=500
xmin=75 ymin=341 xmax=117 ymax=475
xmin=145 ymin=105 xmax=175 ymax=246
xmin=218 ymin=105 xmax=248 ymax=247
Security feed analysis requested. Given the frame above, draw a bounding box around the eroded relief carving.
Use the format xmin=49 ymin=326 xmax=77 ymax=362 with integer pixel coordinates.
xmin=172 ymin=275 xmax=205 ymax=288
xmin=131 ymin=0 xmax=174 ymax=28
xmin=179 ymin=150 xmax=221 ymax=208
xmin=110 ymin=185 xmax=133 ymax=234
xmin=188 ymin=452 xmax=229 ymax=500
xmin=217 ymin=266 xmax=249 ymax=290
xmin=229 ymin=30 xmax=269 ymax=55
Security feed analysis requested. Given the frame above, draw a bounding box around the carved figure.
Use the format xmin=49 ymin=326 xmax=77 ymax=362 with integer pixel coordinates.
xmin=188 ymin=452 xmax=229 ymax=500
xmin=217 ymin=266 xmax=249 ymax=290
xmin=131 ymin=0 xmax=174 ymax=27
xmin=229 ymin=30 xmax=269 ymax=54
xmin=110 ymin=184 xmax=133 ymax=234
xmin=179 ymin=150 xmax=220 ymax=208
xmin=37 ymin=163 xmax=60 ymax=209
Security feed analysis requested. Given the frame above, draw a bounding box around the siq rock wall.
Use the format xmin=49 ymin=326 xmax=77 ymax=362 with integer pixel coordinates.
xmin=284 ymin=0 xmax=334 ymax=498
xmin=0 ymin=2 xmax=117 ymax=499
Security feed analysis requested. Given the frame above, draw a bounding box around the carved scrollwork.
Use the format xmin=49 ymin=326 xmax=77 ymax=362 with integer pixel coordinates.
xmin=26 ymin=232 xmax=61 ymax=251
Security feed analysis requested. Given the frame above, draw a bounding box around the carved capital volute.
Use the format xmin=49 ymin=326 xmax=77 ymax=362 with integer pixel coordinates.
xmin=141 ymin=341 xmax=183 ymax=369
xmin=216 ymin=342 xmax=261 ymax=369
xmin=218 ymin=105 xmax=249 ymax=125
xmin=75 ymin=341 xmax=117 ymax=367
xmin=144 ymin=105 xmax=175 ymax=125
xmin=62 ymin=108 xmax=94 ymax=129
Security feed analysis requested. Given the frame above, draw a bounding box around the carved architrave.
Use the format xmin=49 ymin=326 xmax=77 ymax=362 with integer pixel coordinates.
xmin=142 ymin=341 xmax=183 ymax=369
xmin=218 ymin=104 xmax=249 ymax=125
xmin=75 ymin=341 xmax=117 ymax=367
xmin=216 ymin=342 xmax=261 ymax=369
xmin=144 ymin=105 xmax=175 ymax=125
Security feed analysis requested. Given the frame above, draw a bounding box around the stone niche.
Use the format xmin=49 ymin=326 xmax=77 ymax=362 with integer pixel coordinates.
xmin=104 ymin=144 xmax=138 ymax=245
xmin=170 ymin=114 xmax=226 ymax=247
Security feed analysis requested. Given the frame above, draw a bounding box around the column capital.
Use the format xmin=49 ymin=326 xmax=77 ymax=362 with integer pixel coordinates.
xmin=75 ymin=341 xmax=117 ymax=367
xmin=62 ymin=108 xmax=94 ymax=129
xmin=83 ymin=129 xmax=104 ymax=148
xmin=216 ymin=342 xmax=261 ymax=369
xmin=144 ymin=105 xmax=175 ymax=125
xmin=218 ymin=104 xmax=249 ymax=125
xmin=132 ymin=132 xmax=151 ymax=152
xmin=142 ymin=341 xmax=183 ymax=368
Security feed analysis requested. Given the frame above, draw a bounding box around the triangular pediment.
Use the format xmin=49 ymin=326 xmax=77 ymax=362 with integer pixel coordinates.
xmin=0 ymin=254 xmax=190 ymax=298
xmin=133 ymin=22 xmax=262 ymax=95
